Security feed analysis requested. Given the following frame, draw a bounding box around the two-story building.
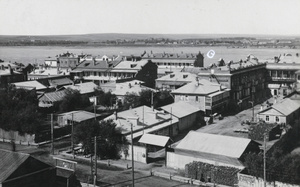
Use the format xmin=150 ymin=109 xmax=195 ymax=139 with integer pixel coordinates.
xmin=171 ymin=79 xmax=230 ymax=115
xmin=265 ymin=53 xmax=300 ymax=96
xmin=193 ymin=56 xmax=268 ymax=111
xmin=155 ymin=72 xmax=197 ymax=90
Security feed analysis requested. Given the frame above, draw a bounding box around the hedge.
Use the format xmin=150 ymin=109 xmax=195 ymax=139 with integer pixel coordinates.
xmin=185 ymin=161 xmax=240 ymax=186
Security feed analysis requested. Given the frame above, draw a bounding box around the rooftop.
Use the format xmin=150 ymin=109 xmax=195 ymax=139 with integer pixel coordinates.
xmin=171 ymin=80 xmax=227 ymax=95
xmin=112 ymin=80 xmax=155 ymax=96
xmin=64 ymin=82 xmax=98 ymax=95
xmin=175 ymin=131 xmax=254 ymax=158
xmin=111 ymin=60 xmax=149 ymax=71
xmin=160 ymin=101 xmax=201 ymax=118
xmin=105 ymin=105 xmax=178 ymax=137
xmin=259 ymin=98 xmax=300 ymax=116
xmin=156 ymin=72 xmax=197 ymax=82
xmin=59 ymin=110 xmax=100 ymax=122
xmin=12 ymin=80 xmax=47 ymax=91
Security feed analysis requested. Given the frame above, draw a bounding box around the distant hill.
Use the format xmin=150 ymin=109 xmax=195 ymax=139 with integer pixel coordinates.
xmin=0 ymin=33 xmax=299 ymax=43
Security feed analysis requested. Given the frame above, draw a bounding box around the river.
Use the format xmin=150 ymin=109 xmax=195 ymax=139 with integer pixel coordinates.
xmin=0 ymin=46 xmax=299 ymax=67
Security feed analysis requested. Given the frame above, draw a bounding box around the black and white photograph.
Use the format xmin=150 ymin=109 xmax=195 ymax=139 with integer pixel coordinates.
xmin=0 ymin=0 xmax=300 ymax=186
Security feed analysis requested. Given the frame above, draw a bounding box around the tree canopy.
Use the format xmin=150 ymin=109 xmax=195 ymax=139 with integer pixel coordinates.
xmin=74 ymin=119 xmax=128 ymax=159
xmin=243 ymin=123 xmax=300 ymax=184
xmin=94 ymin=88 xmax=117 ymax=107
xmin=59 ymin=88 xmax=91 ymax=112
xmin=0 ymin=86 xmax=42 ymax=134
xmin=122 ymin=89 xmax=174 ymax=110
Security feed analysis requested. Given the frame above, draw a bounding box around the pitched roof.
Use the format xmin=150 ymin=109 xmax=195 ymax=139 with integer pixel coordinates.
xmin=112 ymin=80 xmax=155 ymax=96
xmin=172 ymin=80 xmax=227 ymax=95
xmin=105 ymin=105 xmax=178 ymax=136
xmin=272 ymin=98 xmax=300 ymax=116
xmin=156 ymin=72 xmax=197 ymax=82
xmin=0 ymin=149 xmax=30 ymax=182
xmin=111 ymin=60 xmax=148 ymax=71
xmin=175 ymin=131 xmax=253 ymax=158
xmin=48 ymin=77 xmax=73 ymax=87
xmin=59 ymin=110 xmax=100 ymax=122
xmin=161 ymin=101 xmax=201 ymax=118
xmin=39 ymin=89 xmax=69 ymax=103
xmin=138 ymin=134 xmax=170 ymax=147
xmin=64 ymin=82 xmax=98 ymax=95
xmin=13 ymin=80 xmax=47 ymax=90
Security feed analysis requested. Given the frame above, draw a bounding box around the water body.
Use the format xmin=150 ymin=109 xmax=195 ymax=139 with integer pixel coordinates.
xmin=0 ymin=46 xmax=299 ymax=67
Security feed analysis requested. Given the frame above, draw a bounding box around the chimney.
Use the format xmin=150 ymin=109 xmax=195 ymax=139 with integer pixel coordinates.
xmin=8 ymin=64 xmax=13 ymax=75
xmin=128 ymin=117 xmax=139 ymax=127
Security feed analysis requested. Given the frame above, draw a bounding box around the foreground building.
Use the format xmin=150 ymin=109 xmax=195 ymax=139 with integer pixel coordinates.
xmin=0 ymin=149 xmax=56 ymax=187
xmin=167 ymin=131 xmax=261 ymax=170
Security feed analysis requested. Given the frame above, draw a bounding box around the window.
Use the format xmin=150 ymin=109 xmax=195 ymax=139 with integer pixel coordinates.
xmin=276 ymin=116 xmax=279 ymax=122
xmin=266 ymin=116 xmax=269 ymax=122
xmin=185 ymin=95 xmax=189 ymax=101
xmin=196 ymin=96 xmax=199 ymax=102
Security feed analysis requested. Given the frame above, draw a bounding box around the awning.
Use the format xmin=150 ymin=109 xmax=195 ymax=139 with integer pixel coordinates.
xmin=138 ymin=134 xmax=170 ymax=147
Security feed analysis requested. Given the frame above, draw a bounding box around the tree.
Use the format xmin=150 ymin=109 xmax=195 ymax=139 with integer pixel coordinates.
xmin=0 ymin=86 xmax=42 ymax=135
xmin=74 ymin=119 xmax=128 ymax=159
xmin=122 ymin=92 xmax=140 ymax=110
xmin=59 ymin=88 xmax=90 ymax=112
xmin=94 ymin=88 xmax=117 ymax=107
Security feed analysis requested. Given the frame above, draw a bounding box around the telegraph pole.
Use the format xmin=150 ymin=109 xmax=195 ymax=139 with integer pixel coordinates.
xmin=94 ymin=136 xmax=97 ymax=187
xmin=71 ymin=113 xmax=75 ymax=159
xmin=131 ymin=123 xmax=135 ymax=187
xmin=51 ymin=113 xmax=54 ymax=155
xmin=264 ymin=134 xmax=266 ymax=187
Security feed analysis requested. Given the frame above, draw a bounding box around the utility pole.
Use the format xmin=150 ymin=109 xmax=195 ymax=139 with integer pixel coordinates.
xmin=151 ymin=91 xmax=153 ymax=110
xmin=264 ymin=133 xmax=266 ymax=187
xmin=94 ymin=97 xmax=97 ymax=120
xmin=71 ymin=113 xmax=75 ymax=159
xmin=94 ymin=136 xmax=97 ymax=187
xmin=131 ymin=123 xmax=135 ymax=187
xmin=51 ymin=113 xmax=54 ymax=155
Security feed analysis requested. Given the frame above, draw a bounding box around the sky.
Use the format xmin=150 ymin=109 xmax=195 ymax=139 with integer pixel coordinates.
xmin=0 ymin=0 xmax=299 ymax=36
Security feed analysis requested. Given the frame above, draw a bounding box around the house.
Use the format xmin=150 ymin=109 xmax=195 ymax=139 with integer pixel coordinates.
xmin=167 ymin=131 xmax=261 ymax=170
xmin=0 ymin=149 xmax=56 ymax=187
xmin=110 ymin=59 xmax=157 ymax=88
xmin=57 ymin=52 xmax=80 ymax=69
xmin=160 ymin=101 xmax=201 ymax=132
xmin=56 ymin=110 xmax=101 ymax=127
xmin=64 ymin=82 xmax=98 ymax=102
xmin=257 ymin=98 xmax=300 ymax=125
xmin=101 ymin=80 xmax=156 ymax=103
xmin=28 ymin=66 xmax=70 ymax=80
xmin=0 ymin=63 xmax=26 ymax=88
xmin=143 ymin=51 xmax=204 ymax=68
xmin=70 ymin=56 xmax=122 ymax=84
xmin=156 ymin=72 xmax=197 ymax=90
xmin=104 ymin=105 xmax=179 ymax=163
xmin=44 ymin=57 xmax=58 ymax=68
xmin=38 ymin=89 xmax=69 ymax=108
xmin=265 ymin=53 xmax=300 ymax=96
xmin=12 ymin=80 xmax=48 ymax=93
xmin=171 ymin=79 xmax=230 ymax=115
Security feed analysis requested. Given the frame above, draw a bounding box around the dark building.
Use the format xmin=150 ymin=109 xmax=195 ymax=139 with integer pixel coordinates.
xmin=0 ymin=63 xmax=26 ymax=88
xmin=0 ymin=149 xmax=56 ymax=187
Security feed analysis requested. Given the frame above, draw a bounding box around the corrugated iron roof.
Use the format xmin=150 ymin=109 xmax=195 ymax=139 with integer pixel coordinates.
xmin=138 ymin=134 xmax=169 ymax=147
xmin=161 ymin=101 xmax=200 ymax=118
xmin=13 ymin=80 xmax=47 ymax=90
xmin=172 ymin=80 xmax=226 ymax=95
xmin=64 ymin=82 xmax=98 ymax=95
xmin=175 ymin=131 xmax=252 ymax=158
xmin=272 ymin=98 xmax=300 ymax=116
xmin=39 ymin=89 xmax=68 ymax=103
xmin=0 ymin=149 xmax=30 ymax=182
